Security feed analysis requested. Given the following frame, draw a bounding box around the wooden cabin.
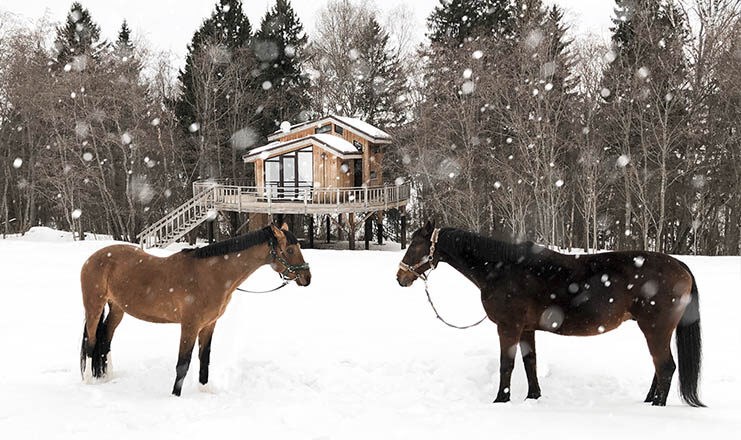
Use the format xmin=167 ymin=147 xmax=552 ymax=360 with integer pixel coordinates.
xmin=244 ymin=115 xmax=390 ymax=194
xmin=137 ymin=116 xmax=410 ymax=250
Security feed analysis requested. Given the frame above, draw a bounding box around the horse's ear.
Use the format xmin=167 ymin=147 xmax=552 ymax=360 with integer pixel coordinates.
xmin=280 ymin=222 xmax=289 ymax=231
xmin=270 ymin=224 xmax=288 ymax=249
xmin=424 ymin=220 xmax=435 ymax=235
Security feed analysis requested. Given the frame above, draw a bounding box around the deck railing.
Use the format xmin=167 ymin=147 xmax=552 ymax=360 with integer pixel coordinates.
xmin=192 ymin=180 xmax=410 ymax=213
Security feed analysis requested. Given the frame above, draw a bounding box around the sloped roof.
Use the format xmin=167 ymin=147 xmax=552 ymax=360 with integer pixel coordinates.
xmin=243 ymin=134 xmax=363 ymax=163
xmin=267 ymin=115 xmax=392 ymax=143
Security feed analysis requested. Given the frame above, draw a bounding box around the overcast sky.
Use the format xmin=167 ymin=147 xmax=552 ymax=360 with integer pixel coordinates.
xmin=3 ymin=0 xmax=616 ymax=66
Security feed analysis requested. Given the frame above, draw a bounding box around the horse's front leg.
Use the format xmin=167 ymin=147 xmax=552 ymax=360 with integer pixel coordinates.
xmin=172 ymin=323 xmax=199 ymax=396
xmin=519 ymin=330 xmax=541 ymax=399
xmin=494 ymin=324 xmax=523 ymax=403
xmin=198 ymin=321 xmax=217 ymax=386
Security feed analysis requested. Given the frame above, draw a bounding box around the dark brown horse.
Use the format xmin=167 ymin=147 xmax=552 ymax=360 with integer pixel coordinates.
xmin=397 ymin=221 xmax=704 ymax=407
xmin=80 ymin=224 xmax=311 ymax=396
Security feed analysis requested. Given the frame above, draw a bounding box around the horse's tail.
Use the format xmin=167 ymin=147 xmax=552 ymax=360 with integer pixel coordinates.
xmin=676 ymin=262 xmax=705 ymax=407
xmin=80 ymin=306 xmax=109 ymax=379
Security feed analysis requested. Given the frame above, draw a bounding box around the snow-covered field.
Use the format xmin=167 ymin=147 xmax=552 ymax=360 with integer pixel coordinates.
xmin=1 ymin=227 xmax=739 ymax=439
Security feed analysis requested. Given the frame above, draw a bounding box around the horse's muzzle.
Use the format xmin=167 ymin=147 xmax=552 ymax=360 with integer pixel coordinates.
xmin=296 ymin=271 xmax=311 ymax=287
xmin=396 ymin=269 xmax=415 ymax=287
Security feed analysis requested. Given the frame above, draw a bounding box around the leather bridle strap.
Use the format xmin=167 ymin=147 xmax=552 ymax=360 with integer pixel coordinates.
xmin=398 ymin=228 xmax=440 ymax=280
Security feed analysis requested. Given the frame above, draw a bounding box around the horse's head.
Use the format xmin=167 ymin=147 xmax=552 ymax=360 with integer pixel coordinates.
xmin=397 ymin=220 xmax=440 ymax=287
xmin=269 ymin=224 xmax=311 ymax=287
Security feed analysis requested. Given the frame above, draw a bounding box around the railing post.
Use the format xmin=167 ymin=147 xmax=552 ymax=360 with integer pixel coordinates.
xmin=267 ymin=184 xmax=272 ymax=214
xmin=336 ymin=187 xmax=340 ymax=208
xmin=364 ymin=186 xmax=368 ymax=208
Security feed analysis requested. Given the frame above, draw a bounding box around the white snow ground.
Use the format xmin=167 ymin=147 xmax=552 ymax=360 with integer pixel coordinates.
xmin=0 ymin=228 xmax=739 ymax=439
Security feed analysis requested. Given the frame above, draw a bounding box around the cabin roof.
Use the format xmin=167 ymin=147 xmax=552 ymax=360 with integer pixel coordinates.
xmin=243 ymin=133 xmax=363 ymax=163
xmin=267 ymin=115 xmax=392 ymax=143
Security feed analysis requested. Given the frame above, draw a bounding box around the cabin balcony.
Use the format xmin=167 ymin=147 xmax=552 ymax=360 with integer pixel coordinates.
xmin=192 ymin=179 xmax=410 ymax=215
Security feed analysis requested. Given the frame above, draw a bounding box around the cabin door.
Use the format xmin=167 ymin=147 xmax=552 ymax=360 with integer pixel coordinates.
xmin=265 ymin=147 xmax=313 ymax=200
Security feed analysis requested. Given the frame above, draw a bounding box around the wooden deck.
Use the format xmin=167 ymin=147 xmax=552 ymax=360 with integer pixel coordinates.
xmin=193 ymin=181 xmax=410 ymax=215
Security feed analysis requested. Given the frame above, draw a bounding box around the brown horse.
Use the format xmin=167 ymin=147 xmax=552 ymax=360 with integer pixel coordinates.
xmin=397 ymin=221 xmax=704 ymax=407
xmin=80 ymin=224 xmax=310 ymax=396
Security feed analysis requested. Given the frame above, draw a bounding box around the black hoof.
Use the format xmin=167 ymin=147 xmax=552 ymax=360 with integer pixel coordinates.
xmin=493 ymin=395 xmax=511 ymax=403
xmin=526 ymin=393 xmax=541 ymax=400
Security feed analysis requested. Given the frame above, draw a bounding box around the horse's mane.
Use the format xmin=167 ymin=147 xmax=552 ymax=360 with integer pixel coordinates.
xmin=438 ymin=228 xmax=533 ymax=264
xmin=182 ymin=226 xmax=298 ymax=259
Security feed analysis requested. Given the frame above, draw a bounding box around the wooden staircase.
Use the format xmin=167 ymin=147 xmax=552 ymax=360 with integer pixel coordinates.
xmin=137 ymin=186 xmax=216 ymax=249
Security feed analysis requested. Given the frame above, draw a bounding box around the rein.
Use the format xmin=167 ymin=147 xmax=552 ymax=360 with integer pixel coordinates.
xmin=400 ymin=228 xmax=488 ymax=330
xmin=235 ymin=237 xmax=309 ymax=294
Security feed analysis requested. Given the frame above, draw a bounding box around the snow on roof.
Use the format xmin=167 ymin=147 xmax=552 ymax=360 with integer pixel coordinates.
xmin=268 ymin=115 xmax=392 ymax=142
xmin=243 ymin=134 xmax=362 ymax=162
xmin=332 ymin=116 xmax=391 ymax=140
xmin=312 ymin=133 xmax=359 ymax=154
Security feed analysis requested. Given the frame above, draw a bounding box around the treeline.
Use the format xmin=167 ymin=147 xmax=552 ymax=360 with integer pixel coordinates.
xmin=395 ymin=0 xmax=740 ymax=255
xmin=0 ymin=0 xmax=739 ymax=255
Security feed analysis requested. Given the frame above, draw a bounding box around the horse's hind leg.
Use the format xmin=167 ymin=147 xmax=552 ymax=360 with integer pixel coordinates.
xmin=519 ymin=330 xmax=541 ymax=400
xmin=102 ymin=303 xmax=124 ymax=374
xmin=198 ymin=321 xmax=217 ymax=387
xmin=80 ymin=300 xmax=107 ymax=381
xmin=638 ymin=321 xmax=676 ymax=406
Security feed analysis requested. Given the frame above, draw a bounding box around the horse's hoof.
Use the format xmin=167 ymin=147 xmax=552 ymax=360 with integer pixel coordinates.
xmin=526 ymin=393 xmax=541 ymax=400
xmin=493 ymin=395 xmax=511 ymax=403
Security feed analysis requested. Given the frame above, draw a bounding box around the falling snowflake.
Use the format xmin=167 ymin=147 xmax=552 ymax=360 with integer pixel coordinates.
xmin=555 ymin=179 xmax=564 ymax=187
xmin=121 ymin=132 xmax=132 ymax=145
xmin=461 ymin=81 xmax=475 ymax=95
xmin=472 ymin=50 xmax=483 ymax=59
xmin=262 ymin=81 xmax=272 ymax=90
xmin=616 ymin=155 xmax=630 ymax=168
xmin=188 ymin=122 xmax=200 ymax=133
xmin=82 ymin=152 xmax=93 ymax=161
xmin=493 ymin=181 xmax=502 ymax=189
xmin=13 ymin=158 xmax=23 ymax=169
xmin=633 ymin=256 xmax=645 ymax=268
xmin=151 ymin=118 xmax=160 ymax=126
xmin=71 ymin=209 xmax=82 ymax=219
xmin=280 ymin=121 xmax=292 ymax=133
xmin=600 ymin=88 xmax=611 ymax=98
xmin=463 ymin=68 xmax=473 ymax=79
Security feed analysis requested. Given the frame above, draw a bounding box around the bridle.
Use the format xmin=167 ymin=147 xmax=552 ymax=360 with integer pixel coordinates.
xmin=268 ymin=238 xmax=310 ymax=280
xmin=399 ymin=228 xmax=488 ymax=330
xmin=398 ymin=228 xmax=440 ymax=281
xmin=235 ymin=235 xmax=310 ymax=294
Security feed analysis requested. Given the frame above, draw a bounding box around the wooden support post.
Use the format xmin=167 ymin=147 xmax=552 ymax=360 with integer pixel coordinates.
xmin=207 ymin=219 xmax=215 ymax=244
xmin=364 ymin=216 xmax=372 ymax=250
xmin=348 ymin=213 xmax=356 ymax=250
xmin=337 ymin=214 xmax=344 ymax=242
xmin=308 ymin=215 xmax=315 ymax=249
xmin=325 ymin=214 xmax=331 ymax=244
xmin=400 ymin=206 xmax=407 ymax=250
xmin=376 ymin=211 xmax=384 ymax=245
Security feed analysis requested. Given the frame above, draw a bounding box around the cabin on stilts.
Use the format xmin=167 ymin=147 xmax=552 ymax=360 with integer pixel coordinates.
xmin=137 ymin=115 xmax=410 ymax=250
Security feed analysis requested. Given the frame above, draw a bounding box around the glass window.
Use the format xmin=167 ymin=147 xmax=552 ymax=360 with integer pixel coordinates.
xmin=353 ymin=140 xmax=363 ymax=151
xmin=315 ymin=124 xmax=331 ymax=134
xmin=298 ymin=148 xmax=313 ymax=185
xmin=334 ymin=125 xmax=344 ymax=135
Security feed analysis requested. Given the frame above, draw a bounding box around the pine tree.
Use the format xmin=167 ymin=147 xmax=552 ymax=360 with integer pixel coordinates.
xmin=354 ymin=17 xmax=408 ymax=127
xmin=175 ymin=0 xmax=253 ymax=133
xmin=427 ymin=0 xmax=513 ymax=44
xmin=253 ymin=0 xmax=311 ymax=136
xmin=54 ymin=2 xmax=103 ymax=65
xmin=599 ymin=0 xmax=691 ymax=251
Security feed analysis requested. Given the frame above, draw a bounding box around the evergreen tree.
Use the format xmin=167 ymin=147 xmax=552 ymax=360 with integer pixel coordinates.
xmin=54 ymin=2 xmax=102 ymax=65
xmin=253 ymin=0 xmax=311 ymax=136
xmin=113 ymin=20 xmax=141 ymax=77
xmin=598 ymin=0 xmax=691 ymax=251
xmin=427 ymin=0 xmax=513 ymax=44
xmin=354 ymin=17 xmax=408 ymax=127
xmin=175 ymin=0 xmax=253 ymax=133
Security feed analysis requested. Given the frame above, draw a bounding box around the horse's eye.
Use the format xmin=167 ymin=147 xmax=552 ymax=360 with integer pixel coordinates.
xmin=287 ymin=247 xmax=295 ymax=255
